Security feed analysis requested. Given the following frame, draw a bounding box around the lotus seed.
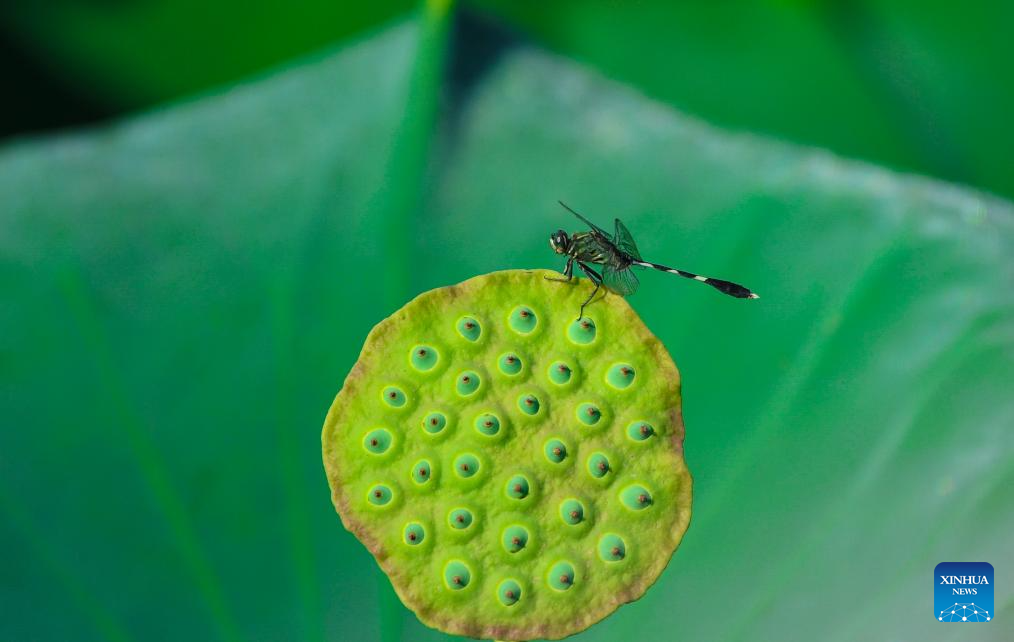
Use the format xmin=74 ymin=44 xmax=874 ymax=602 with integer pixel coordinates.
xmin=587 ymin=452 xmax=611 ymax=478
xmin=456 ymin=316 xmax=481 ymax=342
xmin=502 ymin=525 xmax=529 ymax=553
xmin=422 ymin=411 xmax=447 ymax=435
xmin=410 ymin=345 xmax=439 ymax=371
xmin=497 ymin=352 xmax=523 ymax=376
xmin=497 ymin=579 xmax=523 ymax=606
xmin=453 ymin=453 xmax=480 ymax=479
xmin=367 ymin=484 xmax=392 ymax=506
xmin=456 ymin=371 xmax=480 ymax=396
xmin=544 ymin=438 xmax=568 ymax=464
xmin=560 ymin=498 xmax=585 ymax=525
xmin=509 ymin=305 xmax=538 ymax=334
xmin=548 ymin=561 xmax=576 ymax=591
xmin=598 ymin=533 xmax=626 ymax=562
xmin=576 ymin=402 xmax=602 ymax=426
xmin=411 ymin=460 xmax=432 ymax=485
xmin=382 ymin=386 xmax=406 ymax=408
xmin=620 ymin=484 xmax=654 ymax=510
xmin=518 ymin=393 xmax=541 ymax=415
xmin=548 ymin=361 xmax=573 ymax=385
xmin=505 ymin=474 xmax=530 ymax=499
xmin=363 ymin=428 xmax=392 ymax=455
xmin=474 ymin=412 xmax=501 ymax=436
xmin=627 ymin=421 xmax=655 ymax=442
xmin=567 ymin=317 xmax=597 ymax=345
xmin=606 ymin=363 xmax=636 ymax=389
xmin=443 ymin=560 xmax=472 ymax=590
xmin=403 ymin=523 xmax=425 ymax=546
xmin=448 ymin=508 xmax=473 ymax=530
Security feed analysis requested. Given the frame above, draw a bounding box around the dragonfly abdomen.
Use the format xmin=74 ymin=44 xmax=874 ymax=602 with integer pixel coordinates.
xmin=633 ymin=260 xmax=758 ymax=299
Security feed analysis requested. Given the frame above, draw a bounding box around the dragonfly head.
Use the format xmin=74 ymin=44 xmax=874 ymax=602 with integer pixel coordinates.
xmin=549 ymin=229 xmax=570 ymax=254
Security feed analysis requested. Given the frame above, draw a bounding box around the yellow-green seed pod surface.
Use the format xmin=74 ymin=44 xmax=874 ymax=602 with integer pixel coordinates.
xmin=322 ymin=269 xmax=692 ymax=640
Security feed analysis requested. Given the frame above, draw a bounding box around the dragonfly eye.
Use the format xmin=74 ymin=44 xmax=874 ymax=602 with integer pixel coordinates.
xmin=549 ymin=230 xmax=568 ymax=254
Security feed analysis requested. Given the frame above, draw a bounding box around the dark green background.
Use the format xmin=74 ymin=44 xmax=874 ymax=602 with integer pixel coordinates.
xmin=3 ymin=1 xmax=1014 ymax=201
xmin=2 ymin=2 xmax=1012 ymax=641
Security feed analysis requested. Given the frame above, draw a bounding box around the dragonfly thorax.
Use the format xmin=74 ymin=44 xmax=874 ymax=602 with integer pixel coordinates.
xmin=569 ymin=231 xmax=628 ymax=267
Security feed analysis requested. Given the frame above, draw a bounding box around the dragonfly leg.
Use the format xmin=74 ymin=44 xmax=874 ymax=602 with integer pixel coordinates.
xmin=545 ymin=257 xmax=574 ymax=282
xmin=576 ymin=262 xmax=603 ymax=320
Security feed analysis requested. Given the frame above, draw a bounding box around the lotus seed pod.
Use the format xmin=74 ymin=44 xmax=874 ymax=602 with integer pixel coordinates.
xmin=322 ymin=269 xmax=692 ymax=640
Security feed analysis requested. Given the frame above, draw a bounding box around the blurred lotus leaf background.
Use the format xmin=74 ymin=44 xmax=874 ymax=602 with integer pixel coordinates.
xmin=1 ymin=2 xmax=1012 ymax=642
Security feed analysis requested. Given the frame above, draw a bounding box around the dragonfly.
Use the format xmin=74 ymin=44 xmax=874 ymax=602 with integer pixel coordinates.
xmin=548 ymin=201 xmax=759 ymax=319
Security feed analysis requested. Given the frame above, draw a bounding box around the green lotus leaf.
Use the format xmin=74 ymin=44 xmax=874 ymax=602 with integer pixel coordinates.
xmin=1 ymin=9 xmax=1011 ymax=642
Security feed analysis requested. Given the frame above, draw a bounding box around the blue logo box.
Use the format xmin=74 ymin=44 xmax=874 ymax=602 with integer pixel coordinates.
xmin=935 ymin=562 xmax=993 ymax=622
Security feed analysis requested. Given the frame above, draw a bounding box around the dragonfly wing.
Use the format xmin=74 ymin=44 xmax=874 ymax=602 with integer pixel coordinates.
xmin=612 ymin=218 xmax=643 ymax=260
xmin=559 ymin=201 xmax=612 ymax=238
xmin=603 ymin=264 xmax=640 ymax=297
